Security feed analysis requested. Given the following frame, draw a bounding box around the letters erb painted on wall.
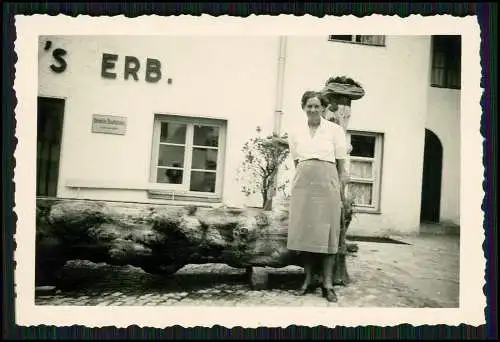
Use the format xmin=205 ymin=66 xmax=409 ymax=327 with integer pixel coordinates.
xmin=101 ymin=53 xmax=167 ymax=83
xmin=43 ymin=40 xmax=171 ymax=84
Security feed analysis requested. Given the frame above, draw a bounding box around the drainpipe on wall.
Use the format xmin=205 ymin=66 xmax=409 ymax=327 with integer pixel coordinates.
xmin=266 ymin=36 xmax=287 ymax=210
xmin=273 ymin=36 xmax=287 ymax=135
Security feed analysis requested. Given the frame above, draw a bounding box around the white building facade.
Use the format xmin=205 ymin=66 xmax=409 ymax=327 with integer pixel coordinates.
xmin=37 ymin=34 xmax=461 ymax=236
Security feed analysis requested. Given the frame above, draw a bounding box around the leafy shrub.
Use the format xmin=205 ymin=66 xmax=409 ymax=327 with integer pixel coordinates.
xmin=237 ymin=127 xmax=290 ymax=209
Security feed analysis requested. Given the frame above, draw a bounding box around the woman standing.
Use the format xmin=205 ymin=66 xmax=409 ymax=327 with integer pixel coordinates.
xmin=287 ymin=90 xmax=349 ymax=302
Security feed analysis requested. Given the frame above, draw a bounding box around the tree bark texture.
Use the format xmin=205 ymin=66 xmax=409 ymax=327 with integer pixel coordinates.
xmin=322 ymin=100 xmax=356 ymax=286
xmin=35 ymin=198 xmax=355 ymax=287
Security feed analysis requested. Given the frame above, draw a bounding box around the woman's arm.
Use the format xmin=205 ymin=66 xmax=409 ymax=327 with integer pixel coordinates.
xmin=288 ymin=129 xmax=300 ymax=169
xmin=332 ymin=123 xmax=349 ymax=196
xmin=336 ymin=158 xmax=348 ymax=204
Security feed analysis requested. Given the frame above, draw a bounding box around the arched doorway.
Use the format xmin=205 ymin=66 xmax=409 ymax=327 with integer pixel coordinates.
xmin=420 ymin=129 xmax=443 ymax=223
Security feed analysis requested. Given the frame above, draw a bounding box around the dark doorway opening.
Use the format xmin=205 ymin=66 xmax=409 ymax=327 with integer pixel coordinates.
xmin=420 ymin=129 xmax=443 ymax=223
xmin=37 ymin=97 xmax=65 ymax=197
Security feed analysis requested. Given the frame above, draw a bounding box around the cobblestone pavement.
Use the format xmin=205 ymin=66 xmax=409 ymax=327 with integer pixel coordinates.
xmin=35 ymin=234 xmax=459 ymax=308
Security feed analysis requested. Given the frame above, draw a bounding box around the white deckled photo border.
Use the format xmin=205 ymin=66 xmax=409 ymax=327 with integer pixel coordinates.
xmin=13 ymin=14 xmax=485 ymax=328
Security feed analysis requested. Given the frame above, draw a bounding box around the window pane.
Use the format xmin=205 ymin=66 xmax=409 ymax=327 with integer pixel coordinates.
xmin=349 ymin=183 xmax=373 ymax=206
xmin=330 ymin=35 xmax=353 ymax=41
xmin=432 ymin=51 xmax=446 ymax=68
xmin=193 ymin=125 xmax=219 ymax=147
xmin=447 ymin=59 xmax=461 ymax=88
xmin=350 ymin=135 xmax=376 ymax=158
xmin=192 ymin=148 xmax=218 ymax=170
xmin=447 ymin=70 xmax=460 ymax=88
xmin=160 ymin=122 xmax=187 ymax=144
xmin=157 ymin=145 xmax=185 ymax=167
xmin=157 ymin=168 xmax=183 ymax=184
xmin=350 ymin=160 xmax=373 ymax=179
xmin=190 ymin=171 xmax=216 ymax=192
xmin=358 ymin=35 xmax=385 ymax=45
xmin=431 ymin=68 xmax=445 ymax=86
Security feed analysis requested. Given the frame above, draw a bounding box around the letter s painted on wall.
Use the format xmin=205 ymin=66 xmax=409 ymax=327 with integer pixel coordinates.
xmin=50 ymin=48 xmax=68 ymax=73
xmin=50 ymin=49 xmax=68 ymax=73
xmin=44 ymin=40 xmax=68 ymax=73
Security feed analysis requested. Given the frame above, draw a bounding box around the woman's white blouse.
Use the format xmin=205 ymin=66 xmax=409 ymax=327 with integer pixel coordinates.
xmin=288 ymin=116 xmax=348 ymax=163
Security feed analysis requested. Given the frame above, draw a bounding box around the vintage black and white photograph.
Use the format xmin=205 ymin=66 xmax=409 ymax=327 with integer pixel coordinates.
xmin=14 ymin=14 xmax=484 ymax=328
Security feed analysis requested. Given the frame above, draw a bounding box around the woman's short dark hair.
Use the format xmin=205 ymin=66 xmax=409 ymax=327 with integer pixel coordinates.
xmin=301 ymin=90 xmax=329 ymax=109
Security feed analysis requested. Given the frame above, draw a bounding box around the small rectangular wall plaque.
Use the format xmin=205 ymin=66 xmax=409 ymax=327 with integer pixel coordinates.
xmin=91 ymin=114 xmax=127 ymax=135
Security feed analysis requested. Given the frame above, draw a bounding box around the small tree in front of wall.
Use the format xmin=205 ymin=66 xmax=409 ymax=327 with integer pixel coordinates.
xmin=237 ymin=127 xmax=290 ymax=210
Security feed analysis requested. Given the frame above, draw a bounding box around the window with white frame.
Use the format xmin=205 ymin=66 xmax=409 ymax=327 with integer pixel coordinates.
xmin=149 ymin=114 xmax=227 ymax=201
xmin=329 ymin=35 xmax=386 ymax=47
xmin=347 ymin=131 xmax=384 ymax=212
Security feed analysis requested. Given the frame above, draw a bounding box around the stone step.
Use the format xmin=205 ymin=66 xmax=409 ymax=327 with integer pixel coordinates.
xmin=420 ymin=223 xmax=460 ymax=236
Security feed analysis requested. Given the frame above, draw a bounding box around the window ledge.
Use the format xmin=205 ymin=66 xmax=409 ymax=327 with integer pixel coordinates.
xmin=66 ymin=179 xmax=153 ymax=191
xmin=430 ymin=84 xmax=461 ymax=90
xmin=65 ymin=179 xmax=222 ymax=204
xmin=327 ymin=39 xmax=386 ymax=47
xmin=353 ymin=207 xmax=381 ymax=215
xmin=147 ymin=189 xmax=221 ymax=203
xmin=37 ymin=195 xmax=223 ymax=209
xmin=147 ymin=197 xmax=223 ymax=208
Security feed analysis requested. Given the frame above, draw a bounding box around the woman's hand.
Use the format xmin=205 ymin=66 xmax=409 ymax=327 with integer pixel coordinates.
xmin=336 ymin=159 xmax=350 ymax=187
xmin=340 ymin=172 xmax=350 ymax=188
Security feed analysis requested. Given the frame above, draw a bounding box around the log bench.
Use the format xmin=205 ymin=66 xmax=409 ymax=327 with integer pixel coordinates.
xmin=36 ymin=198 xmax=355 ymax=290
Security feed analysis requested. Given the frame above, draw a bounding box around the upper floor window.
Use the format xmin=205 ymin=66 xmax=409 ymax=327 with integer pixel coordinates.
xmin=329 ymin=35 xmax=386 ymax=47
xmin=431 ymin=35 xmax=461 ymax=89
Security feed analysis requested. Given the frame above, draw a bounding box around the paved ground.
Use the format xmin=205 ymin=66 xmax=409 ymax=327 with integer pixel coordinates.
xmin=35 ymin=234 xmax=459 ymax=308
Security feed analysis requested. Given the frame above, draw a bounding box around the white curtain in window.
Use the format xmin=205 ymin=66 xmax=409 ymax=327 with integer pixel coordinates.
xmin=349 ymin=159 xmax=374 ymax=206
xmin=350 ymin=160 xmax=373 ymax=179
xmin=349 ymin=182 xmax=373 ymax=206
xmin=431 ymin=52 xmax=446 ymax=86
xmin=447 ymin=67 xmax=461 ymax=88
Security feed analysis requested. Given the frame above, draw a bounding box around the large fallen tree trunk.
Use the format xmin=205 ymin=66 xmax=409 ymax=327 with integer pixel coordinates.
xmin=36 ymin=198 xmax=355 ymax=288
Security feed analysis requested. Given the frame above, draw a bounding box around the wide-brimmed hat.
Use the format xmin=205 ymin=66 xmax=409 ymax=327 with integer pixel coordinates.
xmin=321 ymin=76 xmax=365 ymax=102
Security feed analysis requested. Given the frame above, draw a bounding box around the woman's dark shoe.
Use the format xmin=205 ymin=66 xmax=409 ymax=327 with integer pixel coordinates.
xmin=296 ymin=284 xmax=316 ymax=296
xmin=321 ymin=286 xmax=338 ymax=302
